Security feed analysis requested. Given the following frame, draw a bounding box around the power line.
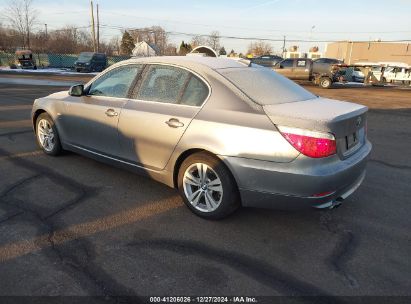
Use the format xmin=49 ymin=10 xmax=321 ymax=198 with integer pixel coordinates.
xmin=99 ymin=24 xmax=411 ymax=43
xmin=100 ymin=11 xmax=411 ymax=35
xmin=168 ymin=31 xmax=411 ymax=43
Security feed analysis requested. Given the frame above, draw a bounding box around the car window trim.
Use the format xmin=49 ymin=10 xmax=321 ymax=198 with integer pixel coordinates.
xmin=129 ymin=64 xmax=148 ymax=99
xmin=177 ymin=74 xmax=193 ymax=104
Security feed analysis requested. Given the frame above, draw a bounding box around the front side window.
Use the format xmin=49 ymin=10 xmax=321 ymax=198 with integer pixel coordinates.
xmin=281 ymin=59 xmax=294 ymax=68
xmin=88 ymin=65 xmax=142 ymax=98
xmin=137 ymin=65 xmax=190 ymax=104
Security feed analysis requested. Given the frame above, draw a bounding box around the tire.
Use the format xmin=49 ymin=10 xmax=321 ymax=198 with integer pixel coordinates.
xmin=178 ymin=152 xmax=240 ymax=220
xmin=319 ymin=77 xmax=332 ymax=89
xmin=35 ymin=113 xmax=62 ymax=156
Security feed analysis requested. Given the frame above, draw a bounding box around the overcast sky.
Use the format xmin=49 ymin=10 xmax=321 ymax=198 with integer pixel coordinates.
xmin=1 ymin=0 xmax=410 ymax=54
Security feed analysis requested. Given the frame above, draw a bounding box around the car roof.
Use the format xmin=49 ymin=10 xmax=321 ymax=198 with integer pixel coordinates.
xmin=122 ymin=56 xmax=248 ymax=71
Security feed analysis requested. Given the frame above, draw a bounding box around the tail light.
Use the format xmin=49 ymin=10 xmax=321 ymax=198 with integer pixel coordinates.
xmin=278 ymin=126 xmax=337 ymax=158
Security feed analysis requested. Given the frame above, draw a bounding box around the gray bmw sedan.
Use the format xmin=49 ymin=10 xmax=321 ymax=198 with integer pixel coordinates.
xmin=32 ymin=56 xmax=372 ymax=219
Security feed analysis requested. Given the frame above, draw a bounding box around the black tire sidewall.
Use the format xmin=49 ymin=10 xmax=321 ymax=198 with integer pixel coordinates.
xmin=178 ymin=152 xmax=240 ymax=220
xmin=36 ymin=113 xmax=62 ymax=156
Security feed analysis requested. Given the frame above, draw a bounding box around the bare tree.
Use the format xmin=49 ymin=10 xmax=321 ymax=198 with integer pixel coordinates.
xmin=129 ymin=26 xmax=168 ymax=55
xmin=247 ymin=41 xmax=273 ymax=57
xmin=190 ymin=35 xmax=206 ymax=48
xmin=29 ymin=26 xmax=93 ymax=53
xmin=106 ymin=36 xmax=121 ymax=55
xmin=207 ymin=31 xmax=220 ymax=51
xmin=3 ymin=0 xmax=37 ymax=48
xmin=0 ymin=23 xmax=24 ymax=51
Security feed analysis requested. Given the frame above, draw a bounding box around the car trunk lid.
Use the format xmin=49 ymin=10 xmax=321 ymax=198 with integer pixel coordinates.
xmin=263 ymin=97 xmax=368 ymax=159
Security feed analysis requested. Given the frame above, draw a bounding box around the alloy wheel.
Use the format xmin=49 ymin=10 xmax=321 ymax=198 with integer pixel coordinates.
xmin=183 ymin=163 xmax=223 ymax=213
xmin=37 ymin=119 xmax=55 ymax=152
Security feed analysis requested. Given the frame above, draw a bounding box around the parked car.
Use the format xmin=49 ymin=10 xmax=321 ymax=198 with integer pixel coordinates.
xmin=13 ymin=50 xmax=37 ymax=70
xmin=383 ymin=66 xmax=411 ymax=84
xmin=351 ymin=67 xmax=365 ymax=83
xmin=368 ymin=66 xmax=410 ymax=85
xmin=32 ymin=57 xmax=371 ymax=219
xmin=74 ymin=52 xmax=107 ymax=73
xmin=250 ymin=55 xmax=283 ymax=67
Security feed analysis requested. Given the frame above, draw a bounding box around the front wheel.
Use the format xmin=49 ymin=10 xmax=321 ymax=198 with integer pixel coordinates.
xmin=178 ymin=152 xmax=240 ymax=220
xmin=36 ymin=113 xmax=62 ymax=156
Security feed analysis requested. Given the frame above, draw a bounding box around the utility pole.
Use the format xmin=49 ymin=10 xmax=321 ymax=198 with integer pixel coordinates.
xmin=96 ymin=3 xmax=100 ymax=52
xmin=44 ymin=24 xmax=48 ymax=39
xmin=90 ymin=0 xmax=97 ymax=52
xmin=282 ymin=36 xmax=286 ymax=58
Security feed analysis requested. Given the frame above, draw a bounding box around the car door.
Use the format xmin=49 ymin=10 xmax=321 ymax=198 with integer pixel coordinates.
xmin=275 ymin=59 xmax=294 ymax=78
xmin=294 ymin=59 xmax=310 ymax=80
xmin=60 ymin=64 xmax=143 ymax=156
xmin=117 ymin=64 xmax=209 ymax=170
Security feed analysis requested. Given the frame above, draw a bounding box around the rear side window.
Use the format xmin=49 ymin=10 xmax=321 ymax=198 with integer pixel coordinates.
xmin=137 ymin=65 xmax=189 ymax=104
xmin=181 ymin=76 xmax=209 ymax=106
xmin=297 ymin=60 xmax=307 ymax=67
xmin=88 ymin=65 xmax=142 ymax=98
xmin=220 ymin=67 xmax=316 ymax=105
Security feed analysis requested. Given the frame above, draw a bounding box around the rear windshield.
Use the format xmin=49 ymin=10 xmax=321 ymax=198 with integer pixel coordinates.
xmin=219 ymin=67 xmax=316 ymax=105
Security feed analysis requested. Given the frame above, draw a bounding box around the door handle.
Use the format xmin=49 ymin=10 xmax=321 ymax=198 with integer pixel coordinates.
xmin=165 ymin=118 xmax=184 ymax=128
xmin=105 ymin=109 xmax=118 ymax=117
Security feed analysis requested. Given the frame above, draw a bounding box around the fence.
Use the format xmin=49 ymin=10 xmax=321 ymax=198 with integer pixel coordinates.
xmin=0 ymin=53 xmax=130 ymax=69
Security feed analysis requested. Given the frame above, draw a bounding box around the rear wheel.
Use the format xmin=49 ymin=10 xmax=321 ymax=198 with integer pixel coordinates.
xmin=36 ymin=113 xmax=62 ymax=156
xmin=319 ymin=77 xmax=332 ymax=89
xmin=178 ymin=152 xmax=240 ymax=220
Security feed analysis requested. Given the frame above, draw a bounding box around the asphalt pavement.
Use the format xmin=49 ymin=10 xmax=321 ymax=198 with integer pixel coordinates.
xmin=0 ymin=83 xmax=410 ymax=302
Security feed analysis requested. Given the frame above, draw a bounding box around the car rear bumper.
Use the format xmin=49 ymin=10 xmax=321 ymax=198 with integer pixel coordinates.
xmin=220 ymin=140 xmax=372 ymax=210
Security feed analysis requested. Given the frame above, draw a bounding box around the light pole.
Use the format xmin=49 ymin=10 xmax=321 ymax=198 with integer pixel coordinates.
xmin=310 ymin=25 xmax=316 ymax=41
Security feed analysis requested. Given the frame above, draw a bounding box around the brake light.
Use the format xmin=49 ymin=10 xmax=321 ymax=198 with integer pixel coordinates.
xmin=312 ymin=191 xmax=336 ymax=198
xmin=278 ymin=126 xmax=337 ymax=158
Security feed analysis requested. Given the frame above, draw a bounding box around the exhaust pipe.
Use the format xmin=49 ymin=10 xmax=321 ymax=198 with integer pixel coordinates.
xmin=314 ymin=198 xmax=344 ymax=210
xmin=328 ymin=198 xmax=344 ymax=210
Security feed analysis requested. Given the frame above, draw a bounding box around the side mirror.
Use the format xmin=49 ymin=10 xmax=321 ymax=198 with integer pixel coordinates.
xmin=69 ymin=84 xmax=84 ymax=97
